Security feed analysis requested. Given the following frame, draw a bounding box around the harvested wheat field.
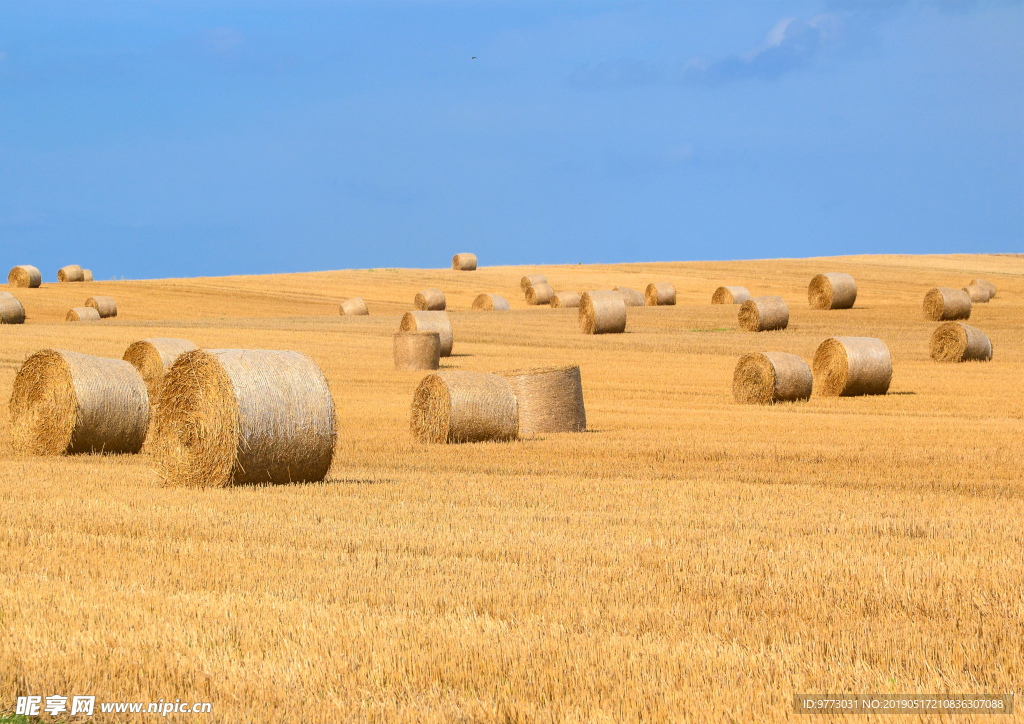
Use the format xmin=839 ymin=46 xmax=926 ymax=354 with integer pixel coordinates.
xmin=0 ymin=253 xmax=1022 ymax=723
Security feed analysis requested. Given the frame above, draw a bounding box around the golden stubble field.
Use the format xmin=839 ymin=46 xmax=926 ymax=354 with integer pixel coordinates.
xmin=1 ymin=254 xmax=1022 ymax=723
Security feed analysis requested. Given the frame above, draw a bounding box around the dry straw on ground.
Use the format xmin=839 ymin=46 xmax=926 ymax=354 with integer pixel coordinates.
xmin=550 ymin=291 xmax=580 ymax=308
xmin=712 ymin=286 xmax=751 ymax=304
xmin=645 ymin=283 xmax=676 ymax=306
xmin=503 ymin=365 xmax=586 ymax=436
xmin=615 ymin=287 xmax=645 ymax=307
xmin=10 ymin=349 xmax=150 ymax=455
xmin=923 ymin=287 xmax=971 ymax=321
xmin=808 ymin=273 xmax=857 ymax=310
xmin=962 ymin=284 xmax=990 ymax=303
xmin=83 ymin=269 xmax=93 ymax=282
xmin=66 ymin=307 xmax=100 ymax=322
xmin=813 ymin=336 xmax=892 ymax=396
xmin=400 ymin=311 xmax=453 ymax=357
xmin=394 ymin=331 xmax=441 ymax=371
xmin=411 ymin=370 xmax=518 ymax=444
xmin=123 ymin=338 xmax=199 ymax=402
xmin=414 ymin=288 xmax=446 ymax=311
xmin=738 ymin=296 xmax=789 ymax=332
xmin=520 ymin=274 xmax=547 ymax=291
xmin=930 ymin=322 xmax=992 ymax=362
xmin=340 ymin=297 xmax=370 ymax=316
xmin=579 ymin=290 xmax=627 ymax=334
xmin=86 ymin=295 xmax=118 ymax=318
xmin=8 ymin=265 xmax=41 ymax=288
xmin=971 ymin=278 xmax=996 ymax=298
xmin=471 ymin=294 xmax=510 ymax=311
xmin=733 ymin=352 xmax=812 ymax=405
xmin=153 ymin=349 xmax=336 ymax=487
xmin=0 ymin=297 xmax=26 ymax=324
xmin=57 ymin=265 xmax=85 ymax=283
xmin=525 ymin=282 xmax=555 ymax=306
xmin=452 ymin=253 xmax=477 ymax=271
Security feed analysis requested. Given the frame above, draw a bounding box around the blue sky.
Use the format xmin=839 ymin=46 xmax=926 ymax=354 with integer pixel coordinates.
xmin=1 ymin=1 xmax=1021 ymax=280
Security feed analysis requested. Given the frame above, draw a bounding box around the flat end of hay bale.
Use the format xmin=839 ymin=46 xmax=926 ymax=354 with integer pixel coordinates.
xmin=10 ymin=350 xmax=77 ymax=455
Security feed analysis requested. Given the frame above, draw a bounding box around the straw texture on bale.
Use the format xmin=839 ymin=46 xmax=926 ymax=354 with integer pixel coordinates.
xmin=520 ymin=274 xmax=547 ymax=292
xmin=503 ymin=365 xmax=586 ymax=436
xmin=550 ymin=291 xmax=580 ymax=308
xmin=615 ymin=287 xmax=645 ymax=307
xmin=579 ymin=291 xmax=627 ymax=335
xmin=0 ymin=297 xmax=26 ymax=324
xmin=733 ymin=352 xmax=812 ymax=405
xmin=525 ymin=282 xmax=555 ymax=306
xmin=738 ymin=296 xmax=789 ymax=332
xmin=452 ymin=253 xmax=477 ymax=271
xmin=808 ymin=273 xmax=857 ymax=310
xmin=0 ymin=291 xmax=11 ymax=299
xmin=930 ymin=322 xmax=992 ymax=363
xmin=414 ymin=288 xmax=446 ymax=311
xmin=57 ymin=265 xmax=85 ymax=283
xmin=83 ymin=269 xmax=93 ymax=282
xmin=153 ymin=349 xmax=336 ymax=487
xmin=813 ymin=337 xmax=892 ymax=397
xmin=472 ymin=293 xmax=510 ymax=311
xmin=411 ymin=371 xmax=518 ymax=444
xmin=8 ymin=265 xmax=41 ymax=288
xmin=394 ymin=331 xmax=441 ymax=371
xmin=400 ymin=311 xmax=453 ymax=357
xmin=923 ymin=287 xmax=971 ymax=321
xmin=962 ymin=285 xmax=990 ymax=303
xmin=970 ymin=279 xmax=996 ymax=299
xmin=339 ymin=297 xmax=369 ymax=316
xmin=67 ymin=307 xmax=100 ymax=322
xmin=644 ymin=283 xmax=676 ymax=306
xmin=123 ymin=338 xmax=199 ymax=402
xmin=9 ymin=349 xmax=150 ymax=456
xmin=712 ymin=286 xmax=751 ymax=305
xmin=85 ymin=296 xmax=117 ymax=318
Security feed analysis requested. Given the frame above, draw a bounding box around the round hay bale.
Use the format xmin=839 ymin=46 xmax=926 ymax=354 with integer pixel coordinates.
xmin=525 ymin=282 xmax=554 ymax=305
xmin=738 ymin=296 xmax=789 ymax=332
xmin=57 ymin=265 xmax=85 ymax=283
xmin=153 ymin=349 xmax=336 ymax=487
xmin=0 ymin=297 xmax=26 ymax=324
xmin=579 ymin=290 xmax=627 ymax=334
xmin=550 ymin=291 xmax=580 ymax=308
xmin=8 ymin=265 xmax=41 ymax=288
xmin=82 ymin=269 xmax=94 ymax=282
xmin=712 ymin=286 xmax=751 ymax=305
xmin=67 ymin=307 xmax=100 ymax=322
xmin=930 ymin=322 xmax=992 ymax=362
xmin=9 ymin=349 xmax=150 ymax=455
xmin=962 ymin=284 xmax=990 ymax=303
xmin=85 ymin=296 xmax=117 ymax=318
xmin=411 ymin=371 xmax=518 ymax=444
xmin=970 ymin=279 xmax=996 ymax=299
xmin=733 ymin=352 xmax=812 ymax=405
xmin=503 ymin=365 xmax=586 ymax=435
xmin=394 ymin=331 xmax=441 ymax=371
xmin=615 ymin=287 xmax=645 ymax=307
xmin=923 ymin=287 xmax=971 ymax=321
xmin=472 ymin=293 xmax=510 ymax=311
xmin=340 ymin=297 xmax=369 ymax=316
xmin=813 ymin=336 xmax=892 ymax=397
xmin=400 ymin=311 xmax=453 ymax=357
xmin=808 ymin=273 xmax=857 ymax=310
xmin=414 ymin=288 xmax=446 ymax=311
xmin=520 ymin=274 xmax=547 ymax=292
xmin=0 ymin=291 xmax=12 ymax=299
xmin=452 ymin=253 xmax=477 ymax=271
xmin=644 ymin=283 xmax=676 ymax=306
xmin=123 ymin=338 xmax=199 ymax=402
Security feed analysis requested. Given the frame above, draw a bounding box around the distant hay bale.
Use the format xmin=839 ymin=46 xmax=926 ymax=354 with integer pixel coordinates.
xmin=962 ymin=284 xmax=990 ymax=303
xmin=733 ymin=352 xmax=812 ymax=405
xmin=813 ymin=336 xmax=892 ymax=397
xmin=970 ymin=279 xmax=996 ymax=299
xmin=452 ymin=253 xmax=477 ymax=271
xmin=57 ymin=265 xmax=85 ymax=283
xmin=9 ymin=349 xmax=150 ymax=455
xmin=525 ymin=282 xmax=554 ymax=305
xmin=153 ymin=349 xmax=336 ymax=487
xmin=411 ymin=371 xmax=518 ymax=443
xmin=8 ymin=265 xmax=41 ymax=288
xmin=520 ymin=274 xmax=547 ymax=291
xmin=0 ymin=297 xmax=26 ymax=324
xmin=550 ymin=291 xmax=580 ymax=308
xmin=738 ymin=296 xmax=789 ymax=332
xmin=85 ymin=296 xmax=117 ymax=318
xmin=930 ymin=322 xmax=992 ymax=362
xmin=579 ymin=291 xmax=627 ymax=334
xmin=712 ymin=286 xmax=751 ymax=305
xmin=472 ymin=293 xmax=510 ymax=311
xmin=644 ymin=283 xmax=676 ymax=306
xmin=340 ymin=297 xmax=369 ymax=316
xmin=67 ymin=307 xmax=100 ymax=322
xmin=615 ymin=287 xmax=645 ymax=307
xmin=82 ymin=269 xmax=93 ymax=282
xmin=400 ymin=311 xmax=453 ymax=357
xmin=923 ymin=287 xmax=971 ymax=321
xmin=808 ymin=273 xmax=857 ymax=310
xmin=394 ymin=331 xmax=441 ymax=371
xmin=123 ymin=338 xmax=199 ymax=402
xmin=414 ymin=288 xmax=446 ymax=311
xmin=503 ymin=365 xmax=586 ymax=435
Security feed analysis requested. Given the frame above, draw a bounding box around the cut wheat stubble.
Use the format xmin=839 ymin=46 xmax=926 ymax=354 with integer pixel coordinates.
xmin=579 ymin=291 xmax=627 ymax=334
xmin=733 ymin=352 xmax=812 ymax=405
xmin=411 ymin=370 xmax=518 ymax=444
xmin=738 ymin=296 xmax=789 ymax=332
xmin=930 ymin=322 xmax=992 ymax=362
xmin=400 ymin=311 xmax=453 ymax=357
xmin=813 ymin=336 xmax=892 ymax=397
xmin=808 ymin=273 xmax=857 ymax=310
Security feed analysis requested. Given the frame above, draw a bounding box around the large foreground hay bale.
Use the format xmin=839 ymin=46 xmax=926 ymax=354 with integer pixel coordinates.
xmin=930 ymin=322 xmax=992 ymax=362
xmin=970 ymin=279 xmax=996 ymax=299
xmin=712 ymin=286 xmax=750 ymax=305
xmin=733 ymin=352 xmax=812 ymax=405
xmin=808 ymin=273 xmax=857 ymax=310
xmin=923 ymin=287 xmax=971 ymax=321
xmin=340 ymin=297 xmax=369 ymax=316
xmin=154 ymin=349 xmax=336 ymax=487
xmin=0 ymin=291 xmax=12 ymax=299
xmin=414 ymin=288 xmax=446 ymax=311
xmin=400 ymin=311 xmax=453 ymax=357
xmin=550 ymin=291 xmax=580 ymax=308
xmin=411 ymin=371 xmax=518 ymax=443
xmin=525 ymin=282 xmax=554 ymax=305
xmin=123 ymin=338 xmax=199 ymax=402
xmin=67 ymin=307 xmax=100 ymax=322
xmin=520 ymin=274 xmax=547 ymax=291
xmin=813 ymin=336 xmax=892 ymax=397
xmin=86 ymin=296 xmax=117 ymax=318
xmin=394 ymin=331 xmax=441 ymax=371
xmin=10 ymin=350 xmax=150 ymax=455
xmin=57 ymin=265 xmax=85 ymax=283
xmin=82 ymin=269 xmax=93 ymax=282
xmin=615 ymin=287 xmax=645 ymax=307
xmin=8 ymin=265 xmax=41 ymax=288
xmin=579 ymin=291 xmax=627 ymax=334
xmin=0 ymin=297 xmax=26 ymax=324
xmin=645 ymin=283 xmax=676 ymax=306
xmin=503 ymin=365 xmax=586 ymax=435
xmin=962 ymin=284 xmax=990 ymax=303
xmin=472 ymin=293 xmax=510 ymax=311
xmin=738 ymin=296 xmax=789 ymax=332
xmin=452 ymin=253 xmax=477 ymax=271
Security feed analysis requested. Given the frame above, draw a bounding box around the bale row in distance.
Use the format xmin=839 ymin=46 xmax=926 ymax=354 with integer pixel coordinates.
xmin=400 ymin=311 xmax=453 ymax=357
xmin=1 ymin=297 xmax=26 ymax=324
xmin=8 ymin=265 xmax=41 ymax=288
xmin=86 ymin=296 xmax=117 ymax=318
xmin=520 ymin=274 xmax=547 ymax=291
xmin=813 ymin=337 xmax=892 ymax=397
xmin=411 ymin=371 xmax=518 ymax=443
xmin=550 ymin=291 xmax=580 ymax=308
xmin=452 ymin=253 xmax=477 ymax=271
xmin=808 ymin=273 xmax=857 ymax=310
xmin=123 ymin=338 xmax=199 ymax=402
xmin=394 ymin=331 xmax=440 ymax=371
xmin=504 ymin=365 xmax=586 ymax=435
xmin=645 ymin=283 xmax=676 ymax=306
xmin=67 ymin=307 xmax=100 ymax=322
xmin=415 ymin=288 xmax=446 ymax=311
xmin=733 ymin=352 xmax=812 ymax=405
xmin=525 ymin=282 xmax=554 ymax=306
xmin=738 ymin=296 xmax=789 ymax=332
xmin=712 ymin=286 xmax=751 ymax=305
xmin=971 ymin=279 xmax=996 ymax=299
xmin=962 ymin=284 xmax=990 ymax=303
xmin=930 ymin=322 xmax=992 ymax=362
xmin=472 ymin=294 xmax=510 ymax=311
xmin=58 ymin=265 xmax=85 ymax=283
xmin=615 ymin=287 xmax=645 ymax=307
xmin=579 ymin=290 xmax=627 ymax=334
xmin=340 ymin=297 xmax=369 ymax=316
xmin=924 ymin=287 xmax=971 ymax=321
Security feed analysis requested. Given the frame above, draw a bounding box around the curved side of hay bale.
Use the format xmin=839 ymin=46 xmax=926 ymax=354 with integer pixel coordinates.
xmin=808 ymin=273 xmax=857 ymax=310
xmin=411 ymin=371 xmax=518 ymax=443
xmin=550 ymin=291 xmax=580 ymax=308
xmin=414 ymin=288 xmax=446 ymax=311
xmin=579 ymin=291 xmax=627 ymax=334
xmin=85 ymin=296 xmax=117 ymax=318
xmin=0 ymin=291 xmax=11 ymax=299
xmin=738 ymin=296 xmax=789 ymax=332
xmin=123 ymin=338 xmax=199 ymax=402
xmin=645 ymin=283 xmax=676 ymax=306
xmin=394 ymin=331 xmax=441 ymax=371
xmin=962 ymin=285 xmax=990 ymax=303
xmin=733 ymin=352 xmax=812 ymax=405
xmin=930 ymin=322 xmax=992 ymax=362
xmin=0 ymin=297 xmax=26 ymax=324
xmin=970 ymin=279 xmax=996 ymax=299
xmin=813 ymin=336 xmax=892 ymax=397
xmin=8 ymin=265 xmax=41 ymax=288
xmin=452 ymin=253 xmax=478 ymax=271
xmin=10 ymin=349 xmax=150 ymax=455
xmin=400 ymin=311 xmax=453 ymax=357
xmin=615 ymin=287 xmax=645 ymax=307
xmin=712 ymin=286 xmax=751 ymax=305
xmin=472 ymin=293 xmax=510 ymax=311
xmin=503 ymin=365 xmax=586 ymax=435
xmin=923 ymin=287 xmax=971 ymax=321
xmin=67 ymin=307 xmax=101 ymax=322
xmin=82 ymin=269 xmax=93 ymax=282
xmin=525 ymin=282 xmax=555 ymax=305
xmin=57 ymin=265 xmax=85 ymax=283
xmin=154 ymin=349 xmax=336 ymax=487
xmin=520 ymin=274 xmax=547 ymax=292
xmin=340 ymin=297 xmax=369 ymax=316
